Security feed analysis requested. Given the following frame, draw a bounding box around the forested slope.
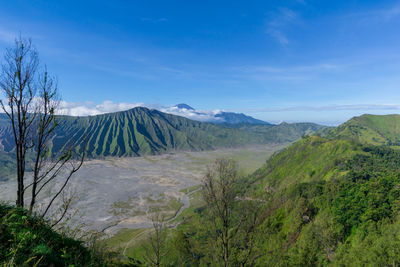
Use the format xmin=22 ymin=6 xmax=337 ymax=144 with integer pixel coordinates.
xmin=147 ymin=114 xmax=400 ymax=266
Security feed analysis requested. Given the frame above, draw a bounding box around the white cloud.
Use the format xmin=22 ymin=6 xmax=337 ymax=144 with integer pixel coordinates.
xmin=57 ymin=100 xmax=145 ymax=116
xmin=160 ymin=106 xmax=224 ymax=122
xmin=266 ymin=29 xmax=289 ymax=45
xmin=266 ymin=7 xmax=299 ymax=46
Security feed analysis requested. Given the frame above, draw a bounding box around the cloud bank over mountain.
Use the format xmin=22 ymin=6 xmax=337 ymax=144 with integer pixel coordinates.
xmin=159 ymin=105 xmax=224 ymax=122
xmin=4 ymin=98 xmax=400 ymax=125
xmin=55 ymin=101 xmax=224 ymax=122
xmin=57 ymin=100 xmax=145 ymax=116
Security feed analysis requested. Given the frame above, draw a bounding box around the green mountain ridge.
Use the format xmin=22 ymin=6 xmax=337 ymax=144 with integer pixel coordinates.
xmin=323 ymin=113 xmax=400 ymax=147
xmin=0 ymin=107 xmax=324 ymax=158
xmin=215 ymin=111 xmax=270 ymax=125
xmin=248 ymin=136 xmax=364 ymax=192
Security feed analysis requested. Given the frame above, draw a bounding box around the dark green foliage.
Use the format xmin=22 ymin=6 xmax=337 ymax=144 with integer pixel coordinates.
xmin=173 ymin=229 xmax=196 ymax=266
xmin=333 ymin=218 xmax=400 ymax=266
xmin=246 ymin=138 xmax=400 ymax=266
xmin=344 ymin=145 xmax=400 ymax=181
xmin=0 ymin=204 xmax=104 ymax=266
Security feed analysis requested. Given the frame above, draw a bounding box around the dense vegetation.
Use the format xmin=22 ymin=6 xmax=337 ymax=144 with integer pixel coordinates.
xmin=0 ymin=204 xmax=106 ymax=266
xmin=115 ymin=114 xmax=400 ymax=266
xmin=0 ymin=107 xmax=323 ymax=158
xmin=247 ymin=143 xmax=400 ymax=266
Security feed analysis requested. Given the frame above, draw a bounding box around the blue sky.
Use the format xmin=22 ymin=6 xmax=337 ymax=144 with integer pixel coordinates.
xmin=1 ymin=0 xmax=400 ymax=125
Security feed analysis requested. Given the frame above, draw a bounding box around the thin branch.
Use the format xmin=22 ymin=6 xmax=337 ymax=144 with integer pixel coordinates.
xmin=42 ymin=152 xmax=84 ymax=218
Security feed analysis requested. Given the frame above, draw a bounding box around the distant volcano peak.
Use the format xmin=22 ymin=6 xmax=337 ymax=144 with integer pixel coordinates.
xmin=174 ymin=103 xmax=195 ymax=110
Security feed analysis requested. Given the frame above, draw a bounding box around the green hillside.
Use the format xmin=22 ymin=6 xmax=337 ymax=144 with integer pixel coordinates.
xmin=123 ymin=114 xmax=400 ymax=266
xmin=0 ymin=107 xmax=324 ymax=158
xmin=233 ymin=114 xmax=400 ymax=265
xmin=247 ymin=136 xmax=364 ymax=192
xmin=241 ymin=122 xmax=330 ymax=144
xmin=249 ymin=145 xmax=400 ymax=265
xmin=324 ymin=114 xmax=400 ymax=147
xmin=0 ymin=204 xmax=107 ymax=266
xmin=241 ymin=115 xmax=400 ymax=264
xmin=242 ymin=135 xmax=400 ymax=265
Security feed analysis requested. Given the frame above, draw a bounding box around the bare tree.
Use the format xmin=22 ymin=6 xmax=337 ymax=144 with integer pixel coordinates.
xmin=0 ymin=37 xmax=38 ymax=207
xmin=0 ymin=36 xmax=84 ymax=222
xmin=202 ymin=159 xmax=238 ymax=267
xmin=28 ymin=69 xmax=59 ymax=213
xmin=144 ymin=212 xmax=168 ymax=267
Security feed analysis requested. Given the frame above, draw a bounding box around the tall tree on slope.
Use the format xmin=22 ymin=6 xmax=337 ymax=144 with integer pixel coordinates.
xmin=0 ymin=36 xmax=84 ymax=222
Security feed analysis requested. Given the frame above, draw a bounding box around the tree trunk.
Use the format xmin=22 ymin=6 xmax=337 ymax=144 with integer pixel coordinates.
xmin=16 ymin=144 xmax=24 ymax=207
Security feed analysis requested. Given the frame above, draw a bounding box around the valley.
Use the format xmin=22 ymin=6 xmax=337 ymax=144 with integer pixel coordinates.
xmin=0 ymin=144 xmax=287 ymax=236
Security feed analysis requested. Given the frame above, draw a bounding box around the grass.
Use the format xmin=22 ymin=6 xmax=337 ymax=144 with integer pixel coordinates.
xmin=248 ymin=136 xmax=365 ymax=194
xmin=102 ymin=228 xmax=147 ymax=251
xmin=179 ymin=144 xmax=288 ymax=175
xmin=119 ymin=190 xmax=205 ymax=261
xmin=147 ymin=196 xmax=184 ymax=220
xmin=171 ymin=190 xmax=204 ymax=224
xmin=327 ymin=114 xmax=400 ymax=147
xmin=109 ymin=200 xmax=146 ymax=217
xmin=180 ymin=185 xmax=201 ymax=194
xmin=166 ymin=198 xmax=184 ymax=215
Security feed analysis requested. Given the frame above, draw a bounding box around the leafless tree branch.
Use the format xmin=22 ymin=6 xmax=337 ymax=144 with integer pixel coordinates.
xmin=0 ymin=36 xmax=86 ymax=221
